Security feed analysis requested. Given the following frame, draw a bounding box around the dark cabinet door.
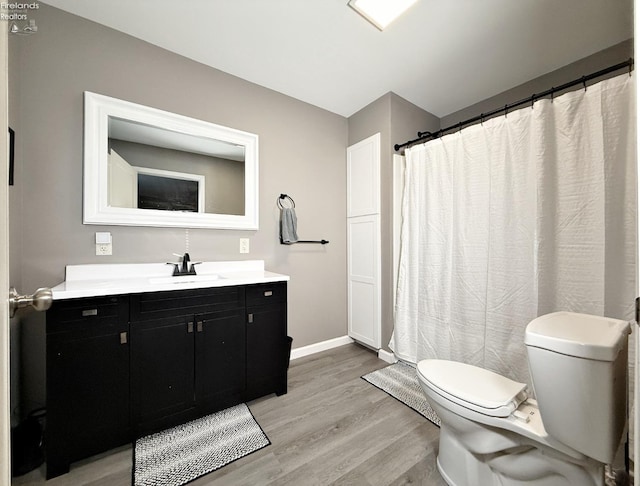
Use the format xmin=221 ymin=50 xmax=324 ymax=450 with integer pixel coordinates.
xmin=130 ymin=315 xmax=195 ymax=435
xmin=130 ymin=286 xmax=247 ymax=435
xmin=46 ymin=296 xmax=129 ymax=479
xmin=195 ymin=309 xmax=246 ymax=412
xmin=246 ymin=300 xmax=288 ymax=399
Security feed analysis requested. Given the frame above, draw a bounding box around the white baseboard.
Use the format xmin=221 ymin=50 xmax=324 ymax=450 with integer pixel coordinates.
xmin=289 ymin=336 xmax=398 ymax=364
xmin=290 ymin=335 xmax=354 ymax=361
xmin=377 ymin=349 xmax=397 ymax=364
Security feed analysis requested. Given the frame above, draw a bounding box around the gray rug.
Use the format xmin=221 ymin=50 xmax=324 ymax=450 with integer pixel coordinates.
xmin=133 ymin=403 xmax=270 ymax=486
xmin=362 ymin=362 xmax=441 ymax=427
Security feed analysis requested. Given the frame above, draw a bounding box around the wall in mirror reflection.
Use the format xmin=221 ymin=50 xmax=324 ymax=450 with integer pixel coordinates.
xmin=108 ymin=139 xmax=245 ymax=215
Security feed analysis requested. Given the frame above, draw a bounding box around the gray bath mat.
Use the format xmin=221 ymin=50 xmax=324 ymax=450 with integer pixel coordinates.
xmin=362 ymin=362 xmax=441 ymax=427
xmin=133 ymin=403 xmax=270 ymax=486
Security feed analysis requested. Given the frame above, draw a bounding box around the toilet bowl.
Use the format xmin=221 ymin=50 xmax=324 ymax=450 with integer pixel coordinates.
xmin=416 ymin=311 xmax=630 ymax=486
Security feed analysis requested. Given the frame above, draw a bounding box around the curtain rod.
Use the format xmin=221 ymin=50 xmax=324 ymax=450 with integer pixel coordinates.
xmin=394 ymin=58 xmax=634 ymax=152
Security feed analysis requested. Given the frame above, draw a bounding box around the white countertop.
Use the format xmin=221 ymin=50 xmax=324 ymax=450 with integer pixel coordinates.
xmin=51 ymin=260 xmax=289 ymax=300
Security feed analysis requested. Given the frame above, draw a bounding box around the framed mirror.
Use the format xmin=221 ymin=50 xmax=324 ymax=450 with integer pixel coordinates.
xmin=83 ymin=92 xmax=259 ymax=229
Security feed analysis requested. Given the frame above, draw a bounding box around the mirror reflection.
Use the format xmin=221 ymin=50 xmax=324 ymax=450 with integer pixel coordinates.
xmin=107 ymin=118 xmax=245 ymax=215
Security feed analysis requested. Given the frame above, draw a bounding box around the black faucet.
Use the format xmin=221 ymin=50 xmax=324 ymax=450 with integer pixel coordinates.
xmin=168 ymin=253 xmax=198 ymax=276
xmin=181 ymin=253 xmax=191 ymax=274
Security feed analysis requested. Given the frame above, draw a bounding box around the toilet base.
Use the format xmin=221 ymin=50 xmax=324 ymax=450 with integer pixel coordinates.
xmin=436 ymin=419 xmax=604 ymax=486
xmin=437 ymin=425 xmax=499 ymax=486
xmin=436 ymin=457 xmax=454 ymax=486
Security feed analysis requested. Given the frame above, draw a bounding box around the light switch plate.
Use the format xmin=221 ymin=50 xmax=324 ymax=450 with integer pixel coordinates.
xmin=239 ymin=238 xmax=250 ymax=254
xmin=95 ymin=231 xmax=112 ymax=244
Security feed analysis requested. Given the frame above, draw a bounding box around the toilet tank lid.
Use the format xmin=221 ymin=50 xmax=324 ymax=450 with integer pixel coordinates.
xmin=525 ymin=312 xmax=630 ymax=361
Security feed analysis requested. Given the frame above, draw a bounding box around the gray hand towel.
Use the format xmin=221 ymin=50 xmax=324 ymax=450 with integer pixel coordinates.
xmin=280 ymin=207 xmax=299 ymax=244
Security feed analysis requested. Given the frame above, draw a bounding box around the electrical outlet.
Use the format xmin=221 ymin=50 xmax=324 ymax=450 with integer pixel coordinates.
xmin=95 ymin=232 xmax=112 ymax=255
xmin=239 ymin=238 xmax=250 ymax=254
xmin=96 ymin=243 xmax=112 ymax=256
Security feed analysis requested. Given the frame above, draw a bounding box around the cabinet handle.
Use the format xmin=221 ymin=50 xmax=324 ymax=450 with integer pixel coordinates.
xmin=264 ymin=291 xmax=273 ymax=297
xmin=248 ymin=313 xmax=253 ymax=323
xmin=188 ymin=322 xmax=194 ymax=333
xmin=120 ymin=332 xmax=127 ymax=345
xmin=82 ymin=308 xmax=98 ymax=317
xmin=197 ymin=321 xmax=203 ymax=332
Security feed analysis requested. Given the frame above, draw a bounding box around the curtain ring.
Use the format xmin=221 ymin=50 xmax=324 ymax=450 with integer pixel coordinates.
xmin=531 ymin=94 xmax=535 ymax=109
xmin=582 ymin=76 xmax=587 ymax=91
xmin=503 ymin=104 xmax=508 ymax=118
xmin=550 ymin=88 xmax=554 ymax=103
xmin=480 ymin=113 xmax=484 ymax=125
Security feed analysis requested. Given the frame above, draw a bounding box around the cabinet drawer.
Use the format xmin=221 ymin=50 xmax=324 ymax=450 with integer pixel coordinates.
xmin=47 ymin=296 xmax=128 ymax=334
xmin=130 ymin=286 xmax=245 ymax=321
xmin=245 ymin=282 xmax=287 ymax=306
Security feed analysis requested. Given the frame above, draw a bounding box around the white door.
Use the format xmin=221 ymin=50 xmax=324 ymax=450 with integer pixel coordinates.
xmin=0 ymin=27 xmax=50 ymax=483
xmin=348 ymin=214 xmax=380 ymax=348
xmin=347 ymin=134 xmax=381 ymax=349
xmin=1 ymin=21 xmax=11 ymax=485
xmin=347 ymin=133 xmax=380 ymax=217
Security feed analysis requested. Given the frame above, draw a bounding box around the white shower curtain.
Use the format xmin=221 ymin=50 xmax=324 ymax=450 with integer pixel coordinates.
xmin=390 ymin=73 xmax=636 ymax=387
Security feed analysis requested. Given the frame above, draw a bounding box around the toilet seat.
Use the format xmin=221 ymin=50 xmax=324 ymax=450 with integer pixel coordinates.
xmin=417 ymin=359 xmax=589 ymax=461
xmin=417 ymin=359 xmax=528 ymax=417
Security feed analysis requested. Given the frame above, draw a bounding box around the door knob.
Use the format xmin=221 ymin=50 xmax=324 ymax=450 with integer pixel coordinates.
xmin=9 ymin=287 xmax=53 ymax=318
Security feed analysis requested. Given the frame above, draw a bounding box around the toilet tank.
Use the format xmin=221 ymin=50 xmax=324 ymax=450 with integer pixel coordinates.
xmin=525 ymin=311 xmax=630 ymax=464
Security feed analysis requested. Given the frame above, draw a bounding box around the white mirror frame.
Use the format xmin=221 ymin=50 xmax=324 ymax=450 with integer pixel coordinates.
xmin=83 ymin=92 xmax=259 ymax=229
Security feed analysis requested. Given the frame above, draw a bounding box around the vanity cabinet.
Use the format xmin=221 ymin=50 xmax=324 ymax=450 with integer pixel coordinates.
xmin=46 ymin=281 xmax=287 ymax=479
xmin=46 ymin=295 xmax=130 ymax=479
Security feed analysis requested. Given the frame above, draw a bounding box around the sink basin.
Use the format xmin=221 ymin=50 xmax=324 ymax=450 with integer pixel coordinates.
xmin=149 ymin=274 xmax=223 ymax=285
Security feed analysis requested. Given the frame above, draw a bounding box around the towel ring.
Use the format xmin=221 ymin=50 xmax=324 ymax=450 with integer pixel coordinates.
xmin=277 ymin=194 xmax=295 ymax=209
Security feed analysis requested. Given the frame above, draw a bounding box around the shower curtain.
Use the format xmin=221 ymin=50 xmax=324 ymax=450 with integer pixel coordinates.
xmin=390 ymin=73 xmax=636 ymax=387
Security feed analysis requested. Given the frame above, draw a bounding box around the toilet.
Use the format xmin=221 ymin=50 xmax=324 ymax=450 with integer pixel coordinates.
xmin=416 ymin=311 xmax=631 ymax=486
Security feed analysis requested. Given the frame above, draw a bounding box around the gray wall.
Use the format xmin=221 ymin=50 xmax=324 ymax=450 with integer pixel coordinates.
xmin=441 ymin=40 xmax=633 ymax=128
xmin=9 ymin=4 xmax=348 ymax=412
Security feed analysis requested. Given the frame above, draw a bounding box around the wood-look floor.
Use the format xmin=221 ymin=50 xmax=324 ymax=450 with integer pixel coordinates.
xmin=13 ymin=343 xmax=447 ymax=486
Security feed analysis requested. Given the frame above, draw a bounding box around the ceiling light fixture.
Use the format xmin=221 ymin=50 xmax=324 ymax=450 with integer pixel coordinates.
xmin=348 ymin=0 xmax=418 ymax=31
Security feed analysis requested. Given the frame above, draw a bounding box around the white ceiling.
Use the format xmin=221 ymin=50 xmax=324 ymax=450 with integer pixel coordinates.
xmin=42 ymin=0 xmax=633 ymax=118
